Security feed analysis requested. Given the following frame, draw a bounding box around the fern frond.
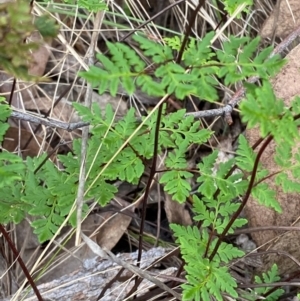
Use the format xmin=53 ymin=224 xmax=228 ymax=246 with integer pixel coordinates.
xmin=0 ymin=182 xmax=29 ymax=224
xmin=184 ymin=32 xmax=215 ymax=66
xmin=133 ymin=34 xmax=173 ymax=63
xmin=254 ymin=264 xmax=284 ymax=301
xmin=211 ymin=240 xmax=244 ymax=263
xmin=240 ymin=81 xmax=295 ymax=140
xmin=21 ymin=158 xmax=81 ymax=242
xmin=236 ymin=135 xmax=256 ymax=171
xmin=217 ymin=38 xmax=284 ymax=85
xmin=0 ymin=99 xmax=10 ymax=142
xmin=197 ymin=152 xmax=246 ymax=199
xmin=251 ymin=183 xmax=281 ymax=212
xmin=86 ymin=179 xmax=118 ymax=206
xmin=223 ymin=0 xmax=253 ymax=17
xmin=160 ymin=170 xmax=192 ymax=203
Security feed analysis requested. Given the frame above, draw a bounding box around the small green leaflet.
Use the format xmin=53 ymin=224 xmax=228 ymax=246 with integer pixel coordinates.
xmin=251 ymin=183 xmax=281 ymax=212
xmin=223 ymin=0 xmax=253 ymax=18
xmin=236 ymin=134 xmax=256 ymax=171
xmin=254 ymin=264 xmax=284 ymax=300
xmin=160 ymin=170 xmax=192 ymax=203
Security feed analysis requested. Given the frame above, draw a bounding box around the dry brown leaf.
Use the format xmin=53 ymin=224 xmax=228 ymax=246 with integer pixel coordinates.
xmin=3 ymin=127 xmax=53 ymax=158
xmin=96 ymin=212 xmax=132 ymax=250
xmin=164 ymin=193 xmax=192 ymax=226
xmin=244 ymin=43 xmax=300 ymax=274
xmin=0 ymin=31 xmax=50 ymax=106
xmin=95 ymin=199 xmax=132 ymax=250
xmin=260 ymin=0 xmax=300 ymax=39
xmin=28 ymin=31 xmax=51 ymax=77
xmin=32 ymin=202 xmax=132 ymax=285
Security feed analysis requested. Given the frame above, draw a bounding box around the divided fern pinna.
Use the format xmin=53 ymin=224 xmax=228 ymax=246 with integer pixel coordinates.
xmin=2 ymin=6 xmax=300 ymax=301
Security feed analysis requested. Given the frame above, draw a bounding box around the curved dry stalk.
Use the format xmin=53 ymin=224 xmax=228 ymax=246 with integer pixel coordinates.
xmin=75 ymin=10 xmax=106 ymax=246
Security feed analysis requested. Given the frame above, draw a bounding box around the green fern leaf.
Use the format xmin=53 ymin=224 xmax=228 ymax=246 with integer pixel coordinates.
xmin=217 ymin=36 xmax=284 ymax=84
xmin=253 ymin=46 xmax=272 ymax=65
xmin=190 ymin=67 xmax=219 ymax=101
xmin=182 ymin=282 xmax=205 ymax=301
xmin=175 ymin=83 xmax=197 ymax=99
xmin=164 ymin=35 xmax=181 ymax=50
xmin=184 ymin=32 xmax=214 ymax=66
xmin=252 ymin=183 xmax=281 ymax=212
xmin=192 ymin=195 xmax=214 ymax=227
xmin=277 ymin=113 xmax=299 ymax=145
xmin=212 ymin=265 xmax=238 ymax=298
xmin=241 ymin=81 xmax=287 ymax=138
xmin=197 ymin=151 xmax=246 ymax=198
xmin=291 ymin=96 xmax=300 ymax=114
xmin=223 ymin=0 xmax=253 ymax=16
xmin=133 ymin=34 xmax=173 ymax=63
xmin=239 ymin=36 xmax=260 ymax=64
xmin=160 ymin=144 xmax=193 ymax=202
xmin=114 ymin=107 xmax=137 ymax=138
xmin=275 ymin=172 xmax=300 ymax=193
xmin=0 ymin=152 xmax=25 ymax=186
xmin=274 ymin=141 xmax=293 ymax=168
xmin=131 ymin=134 xmax=154 ymax=159
xmin=31 ymin=219 xmax=54 ymax=243
xmin=184 ymin=260 xmax=238 ymax=301
xmin=72 ymin=102 xmax=94 ymax=122
xmin=87 ymin=179 xmax=117 ymax=206
xmin=160 ymin=170 xmax=192 ymax=203
xmin=136 ymin=74 xmax=166 ymax=96
xmin=197 ymin=151 xmax=219 ymax=198
xmin=79 ymin=43 xmax=145 ymax=96
xmin=197 ymin=177 xmax=217 ymax=199
xmin=171 ymin=223 xmax=240 ymax=300
xmin=21 ymin=158 xmax=79 ymax=242
xmin=0 ymin=100 xmax=10 ymax=142
xmin=232 ymin=217 xmax=248 ymax=229
xmin=155 ymin=62 xmax=195 ymax=99
xmin=0 ymin=99 xmax=11 ymax=121
xmin=212 ymin=240 xmax=245 ymax=263
xmin=254 ymin=264 xmax=284 ymax=300
xmin=109 ymin=149 xmax=144 ymax=184
xmin=0 ymin=182 xmax=29 ymax=224
xmin=236 ymin=134 xmax=256 ymax=171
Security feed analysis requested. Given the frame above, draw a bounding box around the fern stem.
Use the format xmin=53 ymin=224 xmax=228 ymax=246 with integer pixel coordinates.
xmin=0 ymin=224 xmax=43 ymax=301
xmin=209 ymin=134 xmax=273 ymax=261
xmin=136 ymin=104 xmax=163 ymax=265
xmin=176 ymin=0 xmax=206 ymax=63
xmin=8 ymin=78 xmax=16 ymax=106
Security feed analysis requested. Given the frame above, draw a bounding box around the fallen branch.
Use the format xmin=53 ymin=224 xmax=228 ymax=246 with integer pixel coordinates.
xmin=1 ymin=248 xmax=176 ymax=301
xmin=10 ymin=110 xmax=89 ymax=131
